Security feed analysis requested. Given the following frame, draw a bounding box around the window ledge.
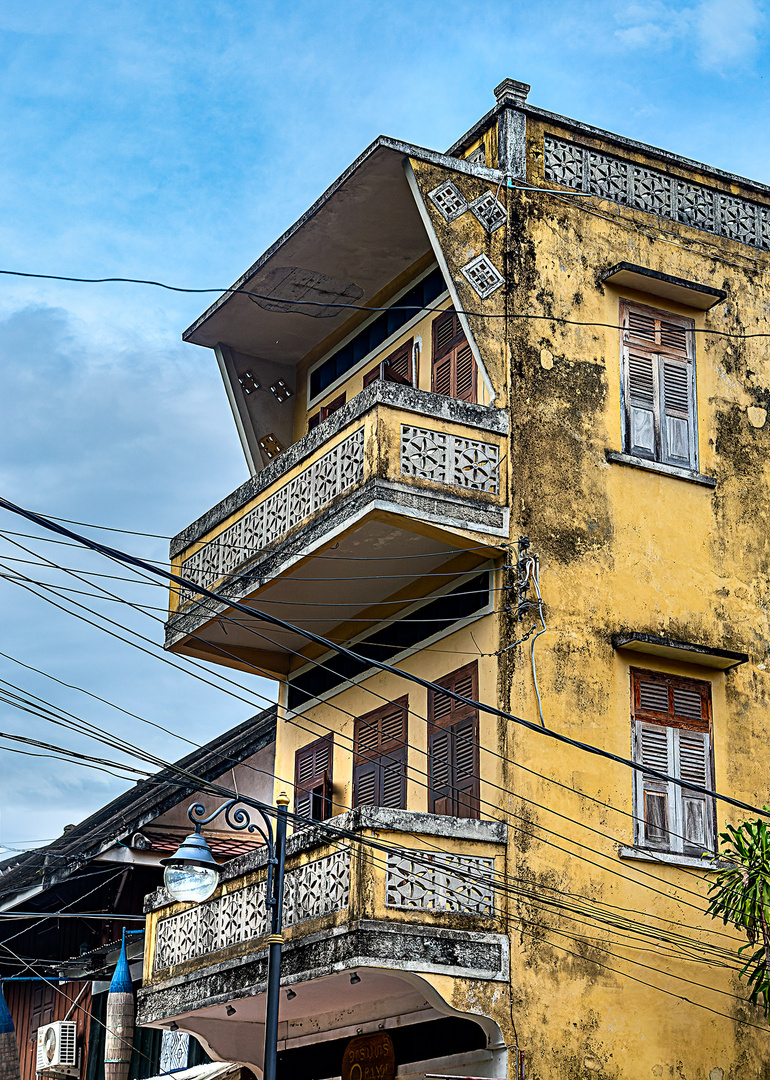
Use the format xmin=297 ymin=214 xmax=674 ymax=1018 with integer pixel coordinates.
xmin=618 ymin=845 xmax=718 ymax=870
xmin=605 ymin=450 xmax=717 ymax=488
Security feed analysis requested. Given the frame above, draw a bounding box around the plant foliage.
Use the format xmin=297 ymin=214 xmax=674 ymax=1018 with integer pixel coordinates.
xmin=707 ymin=816 xmax=770 ymax=1021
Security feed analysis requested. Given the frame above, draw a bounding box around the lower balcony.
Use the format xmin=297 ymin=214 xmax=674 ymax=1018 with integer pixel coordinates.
xmin=137 ymin=808 xmax=508 ymax=1076
xmin=166 ymin=381 xmax=509 ymax=677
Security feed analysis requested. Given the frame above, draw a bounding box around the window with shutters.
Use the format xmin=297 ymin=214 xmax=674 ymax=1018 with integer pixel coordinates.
xmin=431 ymin=310 xmax=477 ymax=403
xmin=631 ymin=669 xmax=715 ymax=855
xmin=363 ymin=339 xmax=413 ymax=388
xmin=294 ymin=735 xmax=333 ymax=822
xmin=353 ymin=697 xmax=408 ymax=810
xmin=308 ymin=392 xmax=346 ymax=431
xmin=621 ymin=302 xmax=697 ymax=470
xmin=428 ymin=662 xmax=480 ymax=819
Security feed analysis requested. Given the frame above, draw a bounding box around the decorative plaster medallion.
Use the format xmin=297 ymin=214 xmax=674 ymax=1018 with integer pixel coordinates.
xmin=460 ymin=253 xmax=505 ymax=299
xmin=469 ymin=191 xmax=507 ymax=233
xmin=428 ymin=180 xmax=468 ymax=222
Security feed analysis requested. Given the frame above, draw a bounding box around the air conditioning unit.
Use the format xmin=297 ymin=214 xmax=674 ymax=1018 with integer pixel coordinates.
xmin=36 ymin=1021 xmax=79 ymax=1076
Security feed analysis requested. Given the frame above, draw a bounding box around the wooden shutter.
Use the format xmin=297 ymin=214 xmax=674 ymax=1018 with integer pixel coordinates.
xmin=353 ymin=698 xmax=408 ymax=810
xmin=631 ymin=670 xmax=714 ymax=853
xmin=295 ymin=735 xmax=333 ymax=821
xmin=677 ymin=728 xmax=711 ymax=850
xmin=428 ymin=662 xmax=479 ymax=818
xmin=627 ymin=352 xmax=657 ymax=459
xmin=431 ymin=310 xmax=477 ymax=402
xmin=636 ymin=722 xmax=671 ymax=847
xmin=622 ymin=303 xmax=696 ymax=469
xmin=363 ymin=340 xmax=413 ymax=388
xmin=320 ymin=393 xmax=346 ymax=421
xmin=661 ymin=359 xmax=694 ymax=466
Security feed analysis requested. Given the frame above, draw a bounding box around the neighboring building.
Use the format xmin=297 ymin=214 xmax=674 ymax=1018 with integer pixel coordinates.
xmin=137 ymin=79 xmax=770 ymax=1077
xmin=0 ymin=709 xmax=275 ymax=1080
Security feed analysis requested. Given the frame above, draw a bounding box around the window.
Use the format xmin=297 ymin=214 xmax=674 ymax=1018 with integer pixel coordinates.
xmin=309 ymin=266 xmax=446 ymax=399
xmin=295 ymin=735 xmax=333 ymax=821
xmin=621 ymin=302 xmax=697 ymax=469
xmin=353 ymin=697 xmax=408 ymax=810
xmin=631 ymin=669 xmax=715 ymax=855
xmin=428 ymin=662 xmax=479 ymax=818
xmin=431 ymin=310 xmax=476 ymax=402
xmin=307 ymin=393 xmax=346 ymax=431
xmin=363 ymin=339 xmax=413 ymax=388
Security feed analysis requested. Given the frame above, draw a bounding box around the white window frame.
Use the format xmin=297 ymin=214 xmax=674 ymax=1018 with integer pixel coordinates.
xmin=633 ymin=722 xmax=715 ymax=855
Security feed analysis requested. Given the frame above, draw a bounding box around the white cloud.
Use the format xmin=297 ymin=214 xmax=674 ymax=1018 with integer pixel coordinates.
xmin=695 ymin=0 xmax=763 ymax=68
xmin=613 ymin=0 xmax=763 ymax=69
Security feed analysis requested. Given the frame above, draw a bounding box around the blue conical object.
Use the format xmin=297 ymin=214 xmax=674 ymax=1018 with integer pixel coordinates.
xmin=105 ymin=930 xmax=135 ymax=1080
xmin=108 ymin=931 xmax=133 ymax=995
xmin=0 ymin=981 xmax=14 ymax=1034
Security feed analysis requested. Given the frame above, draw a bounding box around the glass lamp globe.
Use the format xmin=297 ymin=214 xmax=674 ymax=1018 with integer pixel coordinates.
xmin=161 ymin=833 xmax=221 ymax=904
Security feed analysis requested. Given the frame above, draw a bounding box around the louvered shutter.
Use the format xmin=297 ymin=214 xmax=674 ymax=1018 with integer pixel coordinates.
xmin=294 ymin=736 xmax=333 ymax=821
xmin=428 ymin=662 xmax=479 ymax=818
xmin=353 ymin=760 xmax=378 ymax=807
xmin=661 ymin=360 xmax=694 ymax=466
xmin=432 ymin=353 xmax=453 ymax=397
xmin=453 ymin=718 xmax=479 ymax=818
xmin=676 ymin=729 xmax=712 ymax=850
xmin=381 ymin=745 xmax=407 ymax=810
xmin=627 ymin=353 xmax=657 ymax=459
xmin=431 ymin=310 xmax=477 ymax=402
xmin=636 ymin=722 xmax=671 ymax=847
xmin=353 ymin=699 xmax=407 ymax=810
xmin=455 ymin=343 xmax=476 ymax=402
xmin=429 ymin=727 xmax=453 ymax=816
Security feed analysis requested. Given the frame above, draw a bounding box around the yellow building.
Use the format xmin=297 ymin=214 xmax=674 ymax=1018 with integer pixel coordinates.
xmin=137 ymin=79 xmax=770 ymax=1078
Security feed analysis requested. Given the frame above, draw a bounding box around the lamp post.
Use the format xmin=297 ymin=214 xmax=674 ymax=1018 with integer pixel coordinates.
xmin=161 ymin=792 xmax=289 ymax=1080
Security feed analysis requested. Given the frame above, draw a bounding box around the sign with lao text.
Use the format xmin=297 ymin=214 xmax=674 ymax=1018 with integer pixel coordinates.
xmin=341 ymin=1032 xmax=396 ymax=1080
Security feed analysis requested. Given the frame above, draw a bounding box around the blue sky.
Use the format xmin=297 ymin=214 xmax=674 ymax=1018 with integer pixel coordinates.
xmin=0 ymin=0 xmax=768 ymax=851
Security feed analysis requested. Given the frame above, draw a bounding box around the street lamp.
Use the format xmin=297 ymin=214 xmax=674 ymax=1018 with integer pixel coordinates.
xmin=160 ymin=792 xmax=289 ymax=1080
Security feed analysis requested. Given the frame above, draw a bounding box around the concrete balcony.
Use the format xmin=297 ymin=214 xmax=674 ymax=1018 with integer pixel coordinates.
xmin=137 ymin=809 xmax=508 ymax=1072
xmin=166 ymin=382 xmax=509 ymax=676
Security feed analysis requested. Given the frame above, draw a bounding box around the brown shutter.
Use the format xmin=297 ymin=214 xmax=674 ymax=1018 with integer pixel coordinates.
xmin=455 ymin=343 xmax=476 ymax=402
xmin=320 ymin=393 xmax=346 ymax=421
xmin=294 ymin=735 xmax=333 ymax=821
xmin=386 ymin=340 xmax=412 ymax=382
xmin=429 ymin=727 xmax=453 ymax=816
xmin=431 ymin=310 xmax=477 ymax=402
xmin=363 ymin=340 xmax=412 ymax=388
xmin=353 ymin=698 xmax=408 ymax=810
xmin=632 ymin=670 xmax=710 ymax=731
xmin=428 ymin=662 xmax=479 ymax=818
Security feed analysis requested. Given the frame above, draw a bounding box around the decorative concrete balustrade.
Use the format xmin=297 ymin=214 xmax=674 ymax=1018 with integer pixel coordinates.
xmin=544 ymin=133 xmax=770 ymax=249
xmin=145 ymin=809 xmax=506 ymax=981
xmin=170 ymin=382 xmax=509 ymax=611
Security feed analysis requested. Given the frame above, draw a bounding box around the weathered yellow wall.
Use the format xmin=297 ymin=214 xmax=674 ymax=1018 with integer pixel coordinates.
xmin=408 ymin=117 xmax=770 ymax=1077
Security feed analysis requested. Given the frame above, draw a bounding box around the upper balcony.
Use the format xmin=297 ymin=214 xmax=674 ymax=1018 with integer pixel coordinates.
xmin=167 ymin=380 xmax=508 ymax=677
xmin=137 ymin=807 xmax=508 ymax=1075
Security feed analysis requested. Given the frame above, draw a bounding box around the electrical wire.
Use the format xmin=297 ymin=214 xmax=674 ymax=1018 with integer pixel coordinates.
xmin=0 ymin=536 xmax=741 ymax=908
xmin=17 ymin=503 xmax=754 ymax=823
xmin=0 ymin=547 xmax=733 ymax=904
xmin=1 ymin=266 xmax=770 ymax=342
